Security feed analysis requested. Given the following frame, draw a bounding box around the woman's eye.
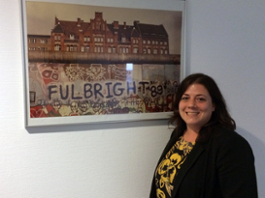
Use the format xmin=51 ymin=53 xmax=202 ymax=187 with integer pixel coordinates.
xmin=197 ymin=97 xmax=206 ymax=101
xmin=181 ymin=97 xmax=189 ymax=100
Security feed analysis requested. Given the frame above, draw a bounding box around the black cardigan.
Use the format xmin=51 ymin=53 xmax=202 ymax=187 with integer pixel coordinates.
xmin=149 ymin=127 xmax=258 ymax=198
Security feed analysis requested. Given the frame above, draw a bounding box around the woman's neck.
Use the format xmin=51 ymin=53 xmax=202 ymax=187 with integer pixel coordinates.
xmin=183 ymin=128 xmax=199 ymax=143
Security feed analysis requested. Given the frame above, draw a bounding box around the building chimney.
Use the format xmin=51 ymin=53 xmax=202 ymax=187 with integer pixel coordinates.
xmin=95 ymin=12 xmax=103 ymax=19
xmin=113 ymin=21 xmax=119 ymax=29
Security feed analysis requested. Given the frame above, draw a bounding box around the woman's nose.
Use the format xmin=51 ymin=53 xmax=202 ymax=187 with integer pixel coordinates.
xmin=188 ymin=99 xmax=196 ymax=107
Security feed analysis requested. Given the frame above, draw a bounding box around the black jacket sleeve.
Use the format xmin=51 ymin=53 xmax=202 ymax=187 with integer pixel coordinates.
xmin=216 ymin=132 xmax=258 ymax=198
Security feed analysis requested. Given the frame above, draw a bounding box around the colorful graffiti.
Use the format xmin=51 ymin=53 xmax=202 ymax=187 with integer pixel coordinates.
xmin=28 ymin=63 xmax=179 ymax=118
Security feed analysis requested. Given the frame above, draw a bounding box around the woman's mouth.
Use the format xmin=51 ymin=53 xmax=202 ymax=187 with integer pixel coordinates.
xmin=186 ymin=112 xmax=199 ymax=115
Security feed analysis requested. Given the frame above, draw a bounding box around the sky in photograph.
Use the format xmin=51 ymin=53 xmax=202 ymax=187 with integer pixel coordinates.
xmin=25 ymin=1 xmax=183 ymax=54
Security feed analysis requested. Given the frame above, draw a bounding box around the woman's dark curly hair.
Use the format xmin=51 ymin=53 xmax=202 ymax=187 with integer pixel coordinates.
xmin=169 ymin=73 xmax=236 ymax=141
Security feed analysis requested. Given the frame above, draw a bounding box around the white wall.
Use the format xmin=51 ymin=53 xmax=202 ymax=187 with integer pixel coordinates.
xmin=186 ymin=1 xmax=265 ymax=197
xmin=0 ymin=0 xmax=264 ymax=197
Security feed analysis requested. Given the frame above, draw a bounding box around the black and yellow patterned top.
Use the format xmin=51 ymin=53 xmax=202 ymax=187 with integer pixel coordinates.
xmin=155 ymin=136 xmax=195 ymax=198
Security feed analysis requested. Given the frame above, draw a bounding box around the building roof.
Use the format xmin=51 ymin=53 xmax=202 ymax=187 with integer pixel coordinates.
xmin=131 ymin=27 xmax=140 ymax=37
xmin=107 ymin=23 xmax=135 ymax=42
xmin=51 ymin=14 xmax=168 ymax=41
xmin=52 ymin=24 xmax=64 ymax=33
xmin=51 ymin=17 xmax=90 ymax=37
xmin=136 ymin=23 xmax=168 ymax=39
xmin=28 ymin=34 xmax=50 ymax=38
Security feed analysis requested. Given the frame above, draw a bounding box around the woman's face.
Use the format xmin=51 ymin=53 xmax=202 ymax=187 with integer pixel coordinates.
xmin=178 ymin=83 xmax=215 ymax=132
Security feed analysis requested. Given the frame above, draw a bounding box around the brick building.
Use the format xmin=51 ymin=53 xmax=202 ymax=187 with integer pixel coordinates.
xmin=28 ymin=35 xmax=51 ymax=51
xmin=28 ymin=12 xmax=170 ymax=56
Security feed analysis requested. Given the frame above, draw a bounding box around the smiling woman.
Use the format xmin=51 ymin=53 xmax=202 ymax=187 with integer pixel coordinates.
xmin=149 ymin=73 xmax=258 ymax=198
xmin=178 ymin=84 xmax=215 ymax=142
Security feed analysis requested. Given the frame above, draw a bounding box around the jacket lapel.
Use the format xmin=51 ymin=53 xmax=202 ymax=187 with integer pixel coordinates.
xmin=171 ymin=143 xmax=205 ymax=198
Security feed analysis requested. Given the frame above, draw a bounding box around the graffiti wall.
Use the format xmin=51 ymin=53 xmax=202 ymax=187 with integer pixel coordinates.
xmin=29 ymin=63 xmax=179 ymax=118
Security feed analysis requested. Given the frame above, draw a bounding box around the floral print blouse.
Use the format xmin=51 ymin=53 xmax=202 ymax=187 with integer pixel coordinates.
xmin=155 ymin=136 xmax=195 ymax=198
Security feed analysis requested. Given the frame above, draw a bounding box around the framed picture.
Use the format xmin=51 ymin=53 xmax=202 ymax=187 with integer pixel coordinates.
xmin=21 ymin=0 xmax=186 ymax=127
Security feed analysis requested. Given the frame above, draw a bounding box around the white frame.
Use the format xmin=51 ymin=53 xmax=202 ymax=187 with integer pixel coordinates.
xmin=21 ymin=0 xmax=186 ymax=127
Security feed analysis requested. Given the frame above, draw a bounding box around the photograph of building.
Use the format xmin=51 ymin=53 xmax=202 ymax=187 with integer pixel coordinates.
xmin=25 ymin=2 xmax=183 ymax=118
xmin=29 ymin=12 xmax=170 ymax=56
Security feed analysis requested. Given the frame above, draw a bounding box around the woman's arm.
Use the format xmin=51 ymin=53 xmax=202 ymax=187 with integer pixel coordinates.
xmin=217 ymin=132 xmax=258 ymax=198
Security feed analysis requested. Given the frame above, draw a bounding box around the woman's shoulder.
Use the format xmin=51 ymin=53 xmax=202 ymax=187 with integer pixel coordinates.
xmin=213 ymin=127 xmax=247 ymax=142
xmin=210 ymin=127 xmax=253 ymax=154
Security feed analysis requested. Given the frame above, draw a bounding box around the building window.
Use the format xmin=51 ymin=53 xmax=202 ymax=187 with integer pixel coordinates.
xmin=95 ymin=46 xmax=102 ymax=53
xmin=134 ymin=39 xmax=139 ymax=44
xmin=55 ymin=35 xmax=61 ymax=41
xmin=121 ymin=37 xmax=126 ymax=43
xmin=81 ymin=46 xmax=84 ymax=52
xmin=112 ymin=47 xmax=116 ymax=53
xmin=94 ymin=37 xmax=103 ymax=43
xmin=133 ymin=48 xmax=138 ymax=54
xmin=86 ymin=46 xmax=90 ymax=52
xmin=143 ymin=48 xmax=146 ymax=54
xmin=70 ymin=34 xmax=75 ymax=40
xmin=119 ymin=47 xmax=129 ymax=54
xmin=147 ymin=40 xmax=151 ymax=44
xmin=107 ymin=38 xmax=113 ymax=43
xmin=29 ymin=38 xmax=36 ymax=43
xmin=164 ymin=41 xmax=168 ymax=45
xmin=54 ymin=44 xmax=61 ymax=51
xmin=153 ymin=49 xmax=158 ymax=54
xmin=164 ymin=50 xmax=168 ymax=54
xmin=40 ymin=39 xmax=47 ymax=44
xmin=84 ymin=36 xmax=90 ymax=42
xmin=147 ymin=48 xmax=151 ymax=54
xmin=143 ymin=40 xmax=146 ymax=44
xmin=160 ymin=49 xmax=164 ymax=55
xmin=108 ymin=47 xmax=112 ymax=53
xmin=96 ymin=22 xmax=101 ymax=30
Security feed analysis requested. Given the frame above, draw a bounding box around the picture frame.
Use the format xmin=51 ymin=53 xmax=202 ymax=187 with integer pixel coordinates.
xmin=21 ymin=0 xmax=186 ymax=127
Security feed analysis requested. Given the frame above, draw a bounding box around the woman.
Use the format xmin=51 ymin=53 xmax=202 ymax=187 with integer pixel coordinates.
xmin=150 ymin=73 xmax=257 ymax=198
